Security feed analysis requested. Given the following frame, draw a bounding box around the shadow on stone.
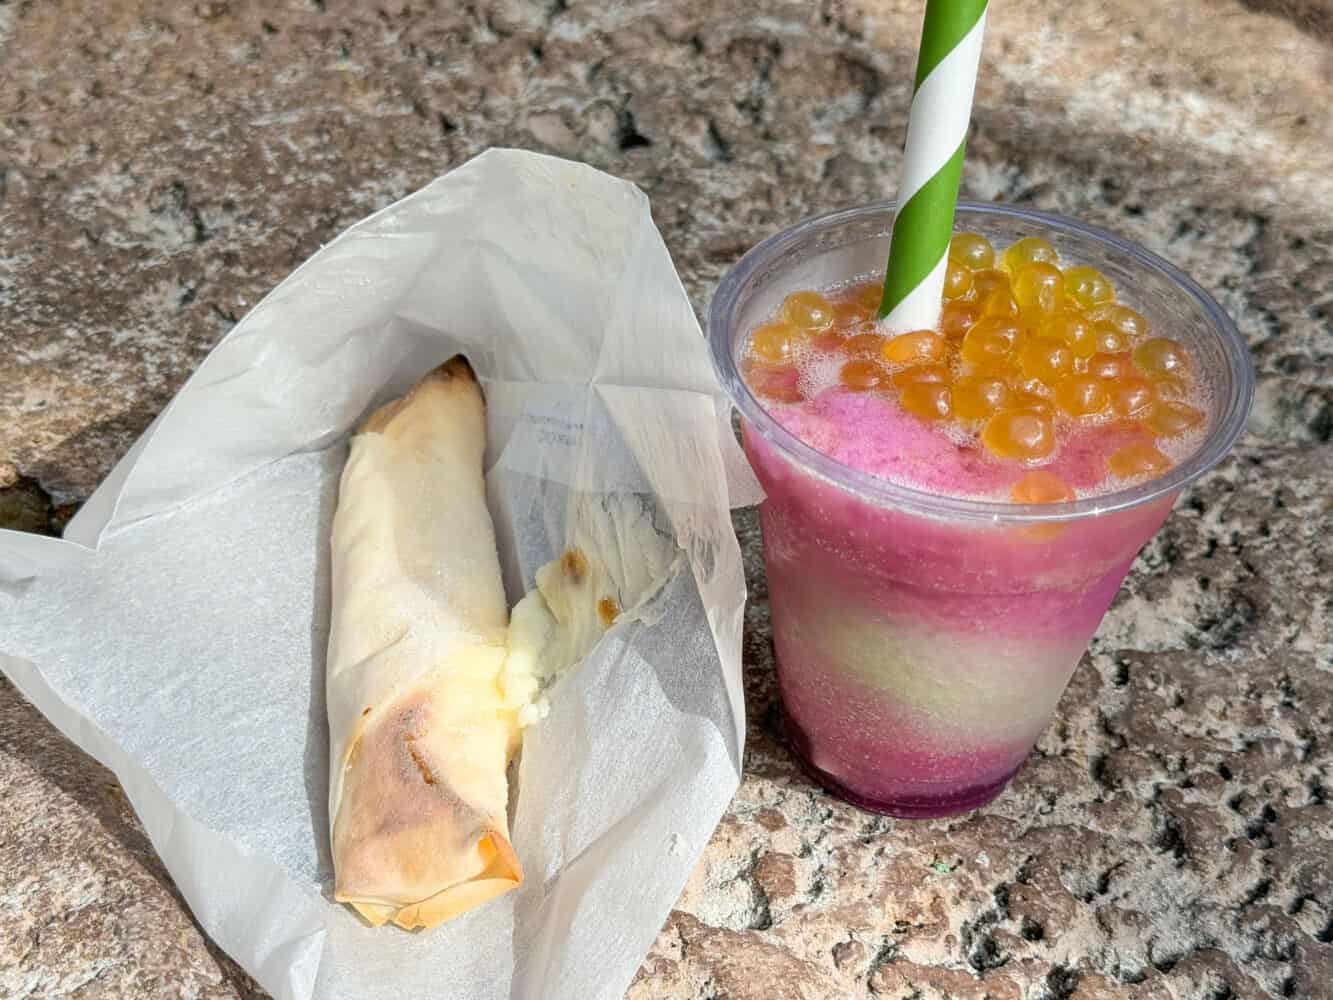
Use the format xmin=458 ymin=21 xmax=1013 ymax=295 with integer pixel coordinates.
xmin=1237 ymin=0 xmax=1333 ymax=43
xmin=0 ymin=474 xmax=55 ymax=535
xmin=23 ymin=407 xmax=159 ymax=511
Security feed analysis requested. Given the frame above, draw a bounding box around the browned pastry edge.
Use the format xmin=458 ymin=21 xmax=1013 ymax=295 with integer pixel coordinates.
xmin=360 ymin=355 xmax=481 ymax=435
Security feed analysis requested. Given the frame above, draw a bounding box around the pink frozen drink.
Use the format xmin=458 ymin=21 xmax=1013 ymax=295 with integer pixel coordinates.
xmin=710 ymin=203 xmax=1253 ymax=817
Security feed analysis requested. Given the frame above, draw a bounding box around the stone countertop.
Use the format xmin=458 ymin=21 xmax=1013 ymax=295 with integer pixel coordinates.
xmin=2 ymin=1 xmax=1331 ymax=997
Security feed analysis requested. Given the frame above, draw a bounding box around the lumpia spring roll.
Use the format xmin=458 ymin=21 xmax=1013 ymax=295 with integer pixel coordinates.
xmin=326 ymin=357 xmax=521 ymax=929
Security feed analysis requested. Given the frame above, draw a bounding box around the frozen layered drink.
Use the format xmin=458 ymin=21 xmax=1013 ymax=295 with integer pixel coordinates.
xmin=710 ymin=203 xmax=1252 ymax=817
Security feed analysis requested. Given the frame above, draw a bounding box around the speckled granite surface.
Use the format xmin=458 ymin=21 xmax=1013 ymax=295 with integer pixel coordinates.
xmin=2 ymin=1 xmax=1331 ymax=997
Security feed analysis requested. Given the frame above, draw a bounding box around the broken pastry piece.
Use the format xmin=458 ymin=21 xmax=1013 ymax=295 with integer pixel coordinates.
xmin=502 ymin=494 xmax=681 ymax=724
xmin=326 ymin=358 xmax=522 ymax=930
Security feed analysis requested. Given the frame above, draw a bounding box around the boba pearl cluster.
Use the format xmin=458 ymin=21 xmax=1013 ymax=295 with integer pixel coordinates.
xmin=740 ymin=233 xmax=1207 ymax=502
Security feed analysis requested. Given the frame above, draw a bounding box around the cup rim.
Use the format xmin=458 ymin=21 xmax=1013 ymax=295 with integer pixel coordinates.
xmin=708 ymin=200 xmax=1255 ymax=523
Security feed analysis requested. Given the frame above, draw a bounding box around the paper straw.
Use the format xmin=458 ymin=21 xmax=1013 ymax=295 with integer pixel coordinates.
xmin=880 ymin=0 xmax=989 ymax=331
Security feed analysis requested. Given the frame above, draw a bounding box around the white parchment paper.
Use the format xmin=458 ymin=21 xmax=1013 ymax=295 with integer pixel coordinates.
xmin=0 ymin=149 xmax=762 ymax=1000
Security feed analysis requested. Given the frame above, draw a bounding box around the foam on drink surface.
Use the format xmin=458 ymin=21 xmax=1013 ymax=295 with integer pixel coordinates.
xmin=739 ymin=234 xmax=1213 ymax=504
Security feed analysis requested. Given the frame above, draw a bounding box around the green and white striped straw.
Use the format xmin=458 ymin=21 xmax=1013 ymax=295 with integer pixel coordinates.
xmin=880 ymin=0 xmax=989 ymax=332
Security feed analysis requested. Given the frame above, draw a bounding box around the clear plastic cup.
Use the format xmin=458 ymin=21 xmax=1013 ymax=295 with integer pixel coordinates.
xmin=709 ymin=202 xmax=1253 ymax=818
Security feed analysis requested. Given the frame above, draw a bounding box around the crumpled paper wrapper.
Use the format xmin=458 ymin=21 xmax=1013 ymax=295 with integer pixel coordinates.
xmin=0 ymin=149 xmax=762 ymax=1000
